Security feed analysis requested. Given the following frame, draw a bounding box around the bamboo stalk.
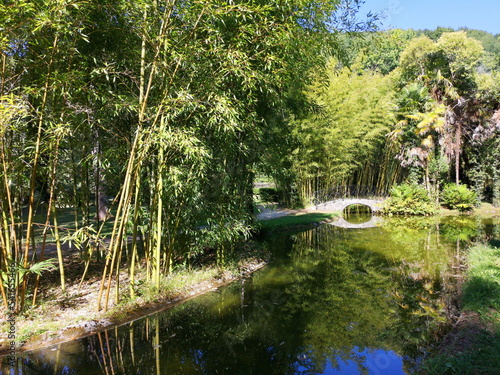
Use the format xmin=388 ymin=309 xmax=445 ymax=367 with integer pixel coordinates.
xmin=129 ymin=176 xmax=141 ymax=298
xmin=0 ymin=142 xmax=17 ymax=270
xmin=32 ymin=135 xmax=61 ymax=304
xmin=20 ymin=34 xmax=59 ymax=312
xmin=153 ymin=148 xmax=163 ymax=288
xmin=52 ymin=210 xmax=66 ymax=292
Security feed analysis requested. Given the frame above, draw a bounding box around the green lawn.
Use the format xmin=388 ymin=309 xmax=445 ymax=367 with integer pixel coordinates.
xmin=422 ymin=243 xmax=500 ymax=374
xmin=258 ymin=212 xmax=339 ymax=232
xmin=29 ymin=206 xmax=116 ymax=244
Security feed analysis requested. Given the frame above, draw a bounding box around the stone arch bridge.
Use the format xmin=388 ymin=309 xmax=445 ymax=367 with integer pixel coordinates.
xmin=314 ymin=198 xmax=385 ymax=213
xmin=312 ymin=185 xmax=389 ymax=213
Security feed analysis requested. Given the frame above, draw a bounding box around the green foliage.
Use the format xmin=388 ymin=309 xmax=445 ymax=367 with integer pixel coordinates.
xmin=389 ymin=81 xmax=447 ymax=186
xmin=392 ymin=29 xmax=500 ymax=196
xmin=360 ymin=29 xmax=417 ymax=74
xmin=292 ymin=59 xmax=394 ymax=200
xmin=382 ymin=183 xmax=438 ymax=216
xmin=1 ymin=259 xmax=57 ymax=286
xmin=3 ymin=0 xmax=500 ymax=319
xmin=418 ymin=27 xmax=455 ymax=41
xmin=259 ymin=188 xmax=279 ymax=203
xmin=466 ymin=123 xmax=500 ymax=206
xmin=440 ymin=184 xmax=478 ymax=212
xmin=2 ymin=0 xmax=381 ymax=310
xmin=422 ymin=333 xmax=500 ymax=375
xmin=462 ymin=28 xmax=500 ymax=56
xmin=400 ymin=31 xmax=484 ymax=92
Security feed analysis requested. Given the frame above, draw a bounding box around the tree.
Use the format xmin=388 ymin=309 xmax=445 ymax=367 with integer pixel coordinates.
xmin=0 ymin=0 xmax=381 ymax=313
xmin=95 ymin=0 xmax=379 ymax=311
xmin=397 ymin=32 xmax=492 ymax=186
xmin=1 ymin=0 xmax=95 ymax=310
xmin=291 ymin=59 xmax=394 ymax=203
xmin=389 ymin=83 xmax=447 ymax=191
xmin=361 ymin=29 xmax=417 ymax=75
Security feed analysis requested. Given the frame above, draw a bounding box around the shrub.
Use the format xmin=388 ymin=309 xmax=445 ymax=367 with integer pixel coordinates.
xmin=259 ymin=187 xmax=279 ymax=203
xmin=440 ymin=183 xmax=477 ymax=212
xmin=382 ymin=183 xmax=438 ymax=216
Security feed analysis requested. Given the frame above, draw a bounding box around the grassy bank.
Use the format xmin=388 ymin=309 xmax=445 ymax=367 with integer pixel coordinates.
xmin=421 ymin=243 xmax=500 ymax=374
xmin=0 ymin=241 xmax=268 ymax=354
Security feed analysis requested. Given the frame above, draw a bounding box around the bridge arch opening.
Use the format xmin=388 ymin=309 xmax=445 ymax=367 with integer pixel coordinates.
xmin=343 ymin=204 xmax=373 ymax=224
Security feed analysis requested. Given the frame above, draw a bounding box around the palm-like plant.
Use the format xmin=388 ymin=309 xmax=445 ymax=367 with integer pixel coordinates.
xmin=1 ymin=259 xmax=57 ymax=312
xmin=390 ymin=83 xmax=446 ymax=190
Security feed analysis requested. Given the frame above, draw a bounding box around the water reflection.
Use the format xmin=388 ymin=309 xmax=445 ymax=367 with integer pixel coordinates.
xmin=320 ymin=348 xmax=405 ymax=375
xmin=6 ymin=217 xmax=500 ymax=375
xmin=343 ymin=205 xmax=372 ymax=222
xmin=329 ymin=215 xmax=383 ymax=229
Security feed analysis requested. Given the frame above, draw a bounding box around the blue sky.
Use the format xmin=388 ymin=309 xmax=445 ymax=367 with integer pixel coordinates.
xmin=358 ymin=0 xmax=500 ymax=35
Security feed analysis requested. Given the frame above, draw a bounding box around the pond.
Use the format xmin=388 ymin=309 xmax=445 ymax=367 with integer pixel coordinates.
xmin=6 ymin=216 xmax=500 ymax=374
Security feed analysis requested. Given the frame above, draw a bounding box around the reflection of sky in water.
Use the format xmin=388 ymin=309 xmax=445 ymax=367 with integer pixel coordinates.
xmin=295 ymin=348 xmax=405 ymax=375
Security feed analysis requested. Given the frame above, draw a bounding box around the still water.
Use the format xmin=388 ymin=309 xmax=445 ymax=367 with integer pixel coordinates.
xmin=9 ymin=216 xmax=500 ymax=374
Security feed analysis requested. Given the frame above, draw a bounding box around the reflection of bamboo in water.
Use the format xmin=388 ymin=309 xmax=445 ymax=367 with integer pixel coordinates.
xmin=54 ymin=344 xmax=60 ymax=375
xmin=104 ymin=330 xmax=116 ymax=375
xmin=129 ymin=323 xmax=136 ymax=366
xmin=297 ymin=230 xmax=313 ymax=250
xmin=154 ymin=317 xmax=160 ymax=375
xmin=96 ymin=331 xmax=116 ymax=375
xmin=115 ymin=327 xmax=125 ymax=373
xmin=424 ymin=230 xmax=431 ymax=279
xmin=90 ymin=334 xmax=105 ymax=374
xmin=240 ymin=278 xmax=246 ymax=323
xmin=97 ymin=332 xmax=110 ymax=375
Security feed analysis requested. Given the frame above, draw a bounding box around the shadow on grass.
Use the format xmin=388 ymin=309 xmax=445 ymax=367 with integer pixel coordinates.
xmin=489 ymin=238 xmax=500 ymax=248
xmin=258 ymin=213 xmax=339 ymax=233
xmin=462 ymin=275 xmax=500 ymax=312
xmin=29 ymin=206 xmax=117 ymax=243
xmin=422 ymin=329 xmax=500 ymax=375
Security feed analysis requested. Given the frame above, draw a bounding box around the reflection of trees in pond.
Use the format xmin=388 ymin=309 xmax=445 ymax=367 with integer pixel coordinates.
xmin=440 ymin=216 xmax=483 ymax=243
xmin=343 ymin=204 xmax=373 ymax=224
xmin=284 ymin=229 xmax=397 ymax=371
xmin=284 ymin=225 xmax=453 ymax=372
xmin=20 ymin=217 xmax=500 ymax=375
xmin=339 ymin=217 xmax=453 ymax=280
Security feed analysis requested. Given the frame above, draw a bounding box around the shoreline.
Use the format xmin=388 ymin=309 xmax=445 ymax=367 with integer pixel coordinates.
xmin=2 ymin=205 xmax=498 ymax=360
xmin=1 ymin=208 xmax=335 ymax=358
xmin=0 ymin=258 xmax=268 ymax=357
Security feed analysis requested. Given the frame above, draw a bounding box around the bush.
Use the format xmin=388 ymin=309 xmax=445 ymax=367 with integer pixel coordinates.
xmin=382 ymin=183 xmax=438 ymax=216
xmin=440 ymin=183 xmax=477 ymax=212
xmin=259 ymin=188 xmax=279 ymax=203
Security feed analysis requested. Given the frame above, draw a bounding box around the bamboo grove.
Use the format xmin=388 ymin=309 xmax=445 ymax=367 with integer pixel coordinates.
xmin=0 ymin=0 xmax=378 ymax=312
xmin=285 ymin=29 xmax=500 ymax=205
xmin=1 ymin=0 xmax=500 ymax=316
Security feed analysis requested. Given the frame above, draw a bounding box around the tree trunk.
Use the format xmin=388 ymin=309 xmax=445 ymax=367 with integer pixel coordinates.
xmin=455 ymin=122 xmax=462 ymax=185
xmin=93 ymin=127 xmax=108 ymax=222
